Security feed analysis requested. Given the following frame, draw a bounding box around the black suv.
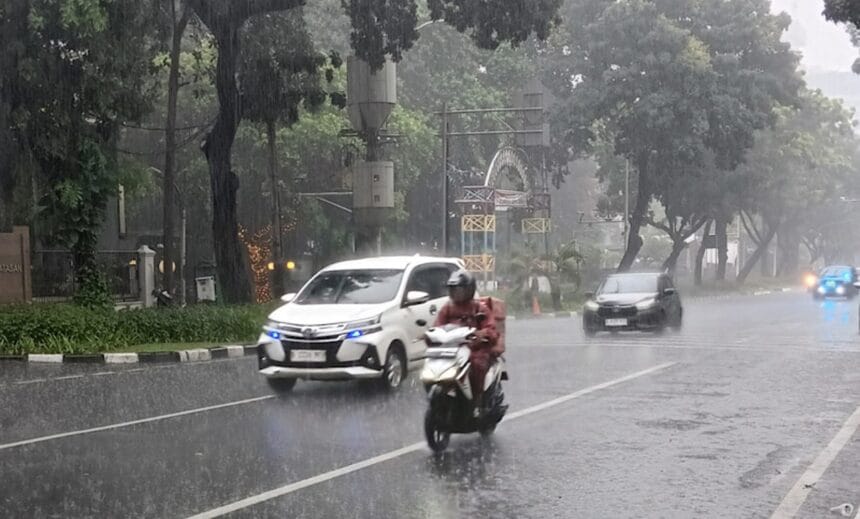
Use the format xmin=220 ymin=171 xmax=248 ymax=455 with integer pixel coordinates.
xmin=582 ymin=272 xmax=683 ymax=337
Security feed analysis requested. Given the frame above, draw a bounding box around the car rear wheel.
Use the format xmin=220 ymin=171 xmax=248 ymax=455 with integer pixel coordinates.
xmin=266 ymin=377 xmax=297 ymax=394
xmin=380 ymin=344 xmax=406 ymax=391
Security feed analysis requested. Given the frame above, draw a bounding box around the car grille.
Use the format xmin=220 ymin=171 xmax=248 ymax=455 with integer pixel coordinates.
xmin=597 ymin=305 xmax=637 ymax=318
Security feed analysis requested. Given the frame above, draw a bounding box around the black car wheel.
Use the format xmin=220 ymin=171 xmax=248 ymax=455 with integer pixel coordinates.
xmin=266 ymin=377 xmax=297 ymax=394
xmin=671 ymin=308 xmax=683 ymax=331
xmin=379 ymin=344 xmax=406 ymax=391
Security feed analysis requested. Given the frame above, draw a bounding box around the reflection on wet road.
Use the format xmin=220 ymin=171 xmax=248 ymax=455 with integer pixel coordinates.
xmin=2 ymin=292 xmax=860 ymax=518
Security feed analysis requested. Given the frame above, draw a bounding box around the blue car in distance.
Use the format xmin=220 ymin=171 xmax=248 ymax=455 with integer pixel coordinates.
xmin=813 ymin=265 xmax=858 ymax=300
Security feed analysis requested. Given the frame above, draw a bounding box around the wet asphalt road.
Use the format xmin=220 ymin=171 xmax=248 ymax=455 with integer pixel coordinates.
xmin=2 ymin=292 xmax=860 ymax=518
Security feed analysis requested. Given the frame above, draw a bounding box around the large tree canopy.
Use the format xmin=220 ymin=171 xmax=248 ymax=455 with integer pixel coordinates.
xmin=187 ymin=0 xmax=563 ymax=303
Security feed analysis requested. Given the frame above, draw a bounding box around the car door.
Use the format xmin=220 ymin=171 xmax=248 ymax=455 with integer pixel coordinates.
xmin=661 ymin=275 xmax=681 ymax=320
xmin=400 ymin=264 xmax=453 ymax=363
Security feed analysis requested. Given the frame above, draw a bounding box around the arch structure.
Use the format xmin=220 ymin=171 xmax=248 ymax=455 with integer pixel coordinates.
xmin=458 ymin=146 xmax=549 ymax=279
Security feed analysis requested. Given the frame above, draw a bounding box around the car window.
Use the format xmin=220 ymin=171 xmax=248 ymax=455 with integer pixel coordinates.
xmin=295 ymin=270 xmax=404 ymax=305
xmin=822 ymin=267 xmax=852 ymax=279
xmin=406 ymin=265 xmax=452 ymax=300
xmin=598 ymin=275 xmax=659 ymax=294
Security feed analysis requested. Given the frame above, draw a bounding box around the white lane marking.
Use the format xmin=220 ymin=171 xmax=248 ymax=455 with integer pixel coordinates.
xmin=14 ymin=378 xmax=47 ymax=385
xmin=53 ymin=375 xmax=84 ymax=381
xmin=0 ymin=395 xmax=274 ymax=452
xmin=186 ymin=362 xmax=677 ymax=519
xmin=0 ymin=357 xmax=256 ymax=390
xmin=771 ymin=404 xmax=860 ymax=519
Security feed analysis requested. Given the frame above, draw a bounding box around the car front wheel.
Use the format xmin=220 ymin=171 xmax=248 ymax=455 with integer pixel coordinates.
xmin=380 ymin=344 xmax=406 ymax=391
xmin=266 ymin=377 xmax=297 ymax=394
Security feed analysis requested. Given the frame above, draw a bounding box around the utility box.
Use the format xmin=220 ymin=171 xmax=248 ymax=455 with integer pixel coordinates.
xmin=195 ymin=276 xmax=216 ymax=302
xmin=353 ymin=161 xmax=394 ymax=227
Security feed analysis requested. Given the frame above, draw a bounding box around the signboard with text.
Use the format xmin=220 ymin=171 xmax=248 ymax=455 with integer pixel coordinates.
xmin=0 ymin=227 xmax=31 ymax=304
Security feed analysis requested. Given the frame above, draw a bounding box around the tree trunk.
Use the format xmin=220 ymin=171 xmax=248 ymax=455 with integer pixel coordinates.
xmin=202 ymin=27 xmax=252 ymax=303
xmin=266 ymin=118 xmax=285 ymax=298
xmin=162 ymin=4 xmax=190 ymax=296
xmin=715 ymin=216 xmax=728 ymax=281
xmin=738 ymin=226 xmax=777 ymax=284
xmin=777 ymin=226 xmax=800 ymax=277
xmin=618 ymin=154 xmax=649 ymax=271
xmin=0 ymin=1 xmax=26 ymax=232
xmin=661 ymin=239 xmax=686 ymax=274
xmin=694 ymin=220 xmax=713 ymax=286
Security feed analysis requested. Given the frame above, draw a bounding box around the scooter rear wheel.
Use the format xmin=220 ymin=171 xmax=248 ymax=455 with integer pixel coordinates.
xmin=424 ymin=408 xmax=450 ymax=453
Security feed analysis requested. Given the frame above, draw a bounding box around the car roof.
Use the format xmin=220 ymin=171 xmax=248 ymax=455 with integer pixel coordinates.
xmin=321 ymin=255 xmax=462 ymax=272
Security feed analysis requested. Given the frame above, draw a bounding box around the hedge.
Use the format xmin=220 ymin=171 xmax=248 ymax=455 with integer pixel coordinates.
xmin=0 ymin=304 xmax=273 ymax=355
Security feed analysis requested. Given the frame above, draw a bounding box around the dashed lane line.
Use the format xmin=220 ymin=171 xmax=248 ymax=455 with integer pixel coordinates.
xmin=0 ymin=395 xmax=275 ymax=451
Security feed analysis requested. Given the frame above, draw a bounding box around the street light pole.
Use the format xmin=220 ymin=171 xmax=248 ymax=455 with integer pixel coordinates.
xmin=441 ymin=102 xmax=449 ymax=254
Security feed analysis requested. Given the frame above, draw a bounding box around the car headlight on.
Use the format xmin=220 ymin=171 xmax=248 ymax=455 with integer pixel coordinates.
xmin=585 ymin=300 xmax=600 ymax=311
xmin=817 ymin=286 xmax=826 ymax=294
xmin=837 ymin=285 xmax=846 ymax=295
xmin=262 ymin=320 xmax=283 ymax=340
xmin=344 ymin=315 xmax=383 ymax=339
xmin=635 ymin=298 xmax=657 ymax=310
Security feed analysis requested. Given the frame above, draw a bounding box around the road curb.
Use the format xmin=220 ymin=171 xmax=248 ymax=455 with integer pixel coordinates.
xmin=3 ymin=345 xmax=256 ymax=365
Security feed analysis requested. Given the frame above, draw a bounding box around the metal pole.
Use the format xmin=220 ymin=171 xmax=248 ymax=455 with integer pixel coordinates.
xmin=624 ymin=159 xmax=630 ymax=248
xmin=180 ymin=207 xmax=187 ymax=306
xmin=441 ymin=102 xmax=449 ymax=255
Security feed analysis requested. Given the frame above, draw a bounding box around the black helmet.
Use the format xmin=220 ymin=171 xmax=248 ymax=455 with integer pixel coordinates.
xmin=446 ymin=269 xmax=476 ymax=303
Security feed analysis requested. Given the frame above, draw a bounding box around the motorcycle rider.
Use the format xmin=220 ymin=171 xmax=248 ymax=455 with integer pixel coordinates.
xmin=433 ymin=269 xmax=499 ymax=416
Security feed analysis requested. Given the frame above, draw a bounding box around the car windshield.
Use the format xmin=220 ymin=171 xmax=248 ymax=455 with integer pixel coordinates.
xmin=598 ymin=275 xmax=658 ymax=295
xmin=821 ymin=267 xmax=852 ymax=279
xmin=294 ymin=269 xmax=403 ymax=305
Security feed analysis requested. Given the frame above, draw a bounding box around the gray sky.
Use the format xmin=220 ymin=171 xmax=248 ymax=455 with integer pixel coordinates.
xmin=772 ymin=0 xmax=856 ymax=73
xmin=771 ymin=0 xmax=860 ymax=116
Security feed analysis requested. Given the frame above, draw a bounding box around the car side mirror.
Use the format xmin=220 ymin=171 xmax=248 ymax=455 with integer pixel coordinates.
xmin=280 ymin=293 xmax=296 ymax=303
xmin=663 ymin=288 xmax=676 ymax=296
xmin=853 ymin=281 xmax=860 ymax=289
xmin=404 ymin=290 xmax=430 ymax=307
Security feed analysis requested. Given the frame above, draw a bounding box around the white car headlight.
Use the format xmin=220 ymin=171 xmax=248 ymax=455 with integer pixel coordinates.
xmin=345 ymin=315 xmax=381 ymax=329
xmin=585 ymin=300 xmax=599 ymax=311
xmin=635 ymin=298 xmax=657 ymax=310
xmin=344 ymin=315 xmax=383 ymax=340
xmin=262 ymin=320 xmax=283 ymax=340
xmin=837 ymin=285 xmax=846 ymax=295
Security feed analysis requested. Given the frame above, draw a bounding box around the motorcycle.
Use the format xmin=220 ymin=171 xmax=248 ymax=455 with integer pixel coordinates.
xmin=420 ymin=324 xmax=508 ymax=453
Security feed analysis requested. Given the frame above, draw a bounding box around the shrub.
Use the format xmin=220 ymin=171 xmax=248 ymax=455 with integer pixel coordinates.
xmin=0 ymin=304 xmax=273 ymax=354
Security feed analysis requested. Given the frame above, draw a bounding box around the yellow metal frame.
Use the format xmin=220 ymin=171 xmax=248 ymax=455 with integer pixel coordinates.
xmin=463 ymin=254 xmax=495 ymax=273
xmin=522 ymin=218 xmax=550 ymax=234
xmin=461 ymin=214 xmax=496 ymax=232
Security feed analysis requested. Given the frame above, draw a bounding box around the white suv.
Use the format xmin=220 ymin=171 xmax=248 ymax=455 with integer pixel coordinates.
xmin=257 ymin=255 xmax=463 ymax=392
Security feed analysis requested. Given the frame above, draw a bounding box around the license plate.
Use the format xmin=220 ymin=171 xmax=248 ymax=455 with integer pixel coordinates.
xmin=605 ymin=318 xmax=628 ymax=327
xmin=290 ymin=349 xmax=326 ymax=362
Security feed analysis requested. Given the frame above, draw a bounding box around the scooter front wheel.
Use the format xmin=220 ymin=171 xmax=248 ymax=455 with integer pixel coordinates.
xmin=424 ymin=408 xmax=450 ymax=453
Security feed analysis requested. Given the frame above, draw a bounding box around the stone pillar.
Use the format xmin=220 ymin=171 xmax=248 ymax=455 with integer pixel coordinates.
xmin=138 ymin=245 xmax=156 ymax=308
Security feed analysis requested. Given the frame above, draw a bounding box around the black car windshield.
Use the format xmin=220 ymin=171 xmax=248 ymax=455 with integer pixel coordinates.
xmin=294 ymin=269 xmax=403 ymax=305
xmin=598 ymin=275 xmax=658 ymax=295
